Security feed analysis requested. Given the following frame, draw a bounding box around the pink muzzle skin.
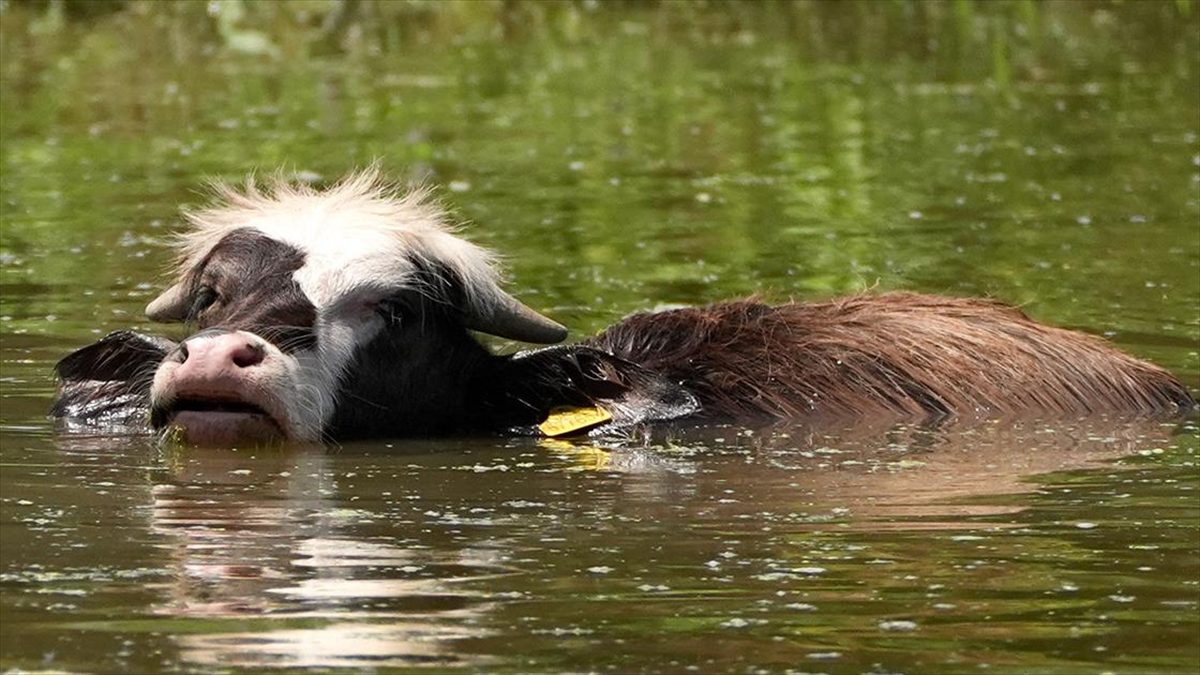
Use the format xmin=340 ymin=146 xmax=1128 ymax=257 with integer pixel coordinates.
xmin=152 ymin=331 xmax=290 ymax=446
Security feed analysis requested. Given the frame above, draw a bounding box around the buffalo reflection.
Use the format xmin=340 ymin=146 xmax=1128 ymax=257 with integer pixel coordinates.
xmin=146 ymin=445 xmax=501 ymax=670
xmin=543 ymin=416 xmax=1191 ymax=527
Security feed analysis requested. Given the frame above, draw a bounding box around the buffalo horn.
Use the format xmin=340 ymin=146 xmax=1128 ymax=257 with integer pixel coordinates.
xmin=145 ymin=283 xmax=189 ymax=322
xmin=465 ymin=291 xmax=567 ymax=344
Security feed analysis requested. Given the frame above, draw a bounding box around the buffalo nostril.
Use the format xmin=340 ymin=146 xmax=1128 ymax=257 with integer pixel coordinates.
xmin=232 ymin=341 xmax=265 ymax=368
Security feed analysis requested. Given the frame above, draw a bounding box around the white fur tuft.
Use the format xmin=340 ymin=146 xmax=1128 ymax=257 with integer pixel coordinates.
xmin=173 ymin=167 xmax=505 ymax=313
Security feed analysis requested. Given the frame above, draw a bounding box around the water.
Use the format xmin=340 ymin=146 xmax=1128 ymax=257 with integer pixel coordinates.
xmin=2 ymin=2 xmax=1198 ymax=672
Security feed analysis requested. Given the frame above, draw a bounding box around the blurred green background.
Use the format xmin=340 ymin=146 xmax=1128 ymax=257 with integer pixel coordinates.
xmin=1 ymin=1 xmax=1197 ymax=362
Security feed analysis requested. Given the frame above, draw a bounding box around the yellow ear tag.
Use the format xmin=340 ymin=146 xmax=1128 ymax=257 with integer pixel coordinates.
xmin=538 ymin=406 xmax=613 ymax=437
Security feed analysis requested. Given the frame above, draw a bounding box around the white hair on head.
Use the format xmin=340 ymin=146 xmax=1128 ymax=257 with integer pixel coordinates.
xmin=170 ymin=166 xmax=505 ymax=312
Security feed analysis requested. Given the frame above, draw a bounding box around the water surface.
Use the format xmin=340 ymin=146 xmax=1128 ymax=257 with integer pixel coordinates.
xmin=1 ymin=2 xmax=1198 ymax=673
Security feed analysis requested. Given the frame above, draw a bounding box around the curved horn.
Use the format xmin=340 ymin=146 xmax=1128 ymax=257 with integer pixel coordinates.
xmin=464 ymin=291 xmax=567 ymax=344
xmin=145 ymin=283 xmax=189 ymax=322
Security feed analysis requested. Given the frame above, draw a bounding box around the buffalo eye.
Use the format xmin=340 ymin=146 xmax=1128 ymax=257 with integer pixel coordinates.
xmin=187 ymin=285 xmax=219 ymax=321
xmin=376 ymin=296 xmax=408 ymax=326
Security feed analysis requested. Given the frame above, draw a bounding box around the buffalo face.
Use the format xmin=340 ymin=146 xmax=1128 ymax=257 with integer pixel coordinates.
xmin=136 ymin=173 xmax=565 ymax=445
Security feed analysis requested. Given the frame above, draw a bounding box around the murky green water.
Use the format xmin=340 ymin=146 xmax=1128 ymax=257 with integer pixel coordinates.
xmin=2 ymin=2 xmax=1198 ymax=672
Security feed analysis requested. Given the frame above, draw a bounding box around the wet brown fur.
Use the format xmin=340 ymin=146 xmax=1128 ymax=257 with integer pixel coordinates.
xmin=586 ymin=292 xmax=1196 ymax=422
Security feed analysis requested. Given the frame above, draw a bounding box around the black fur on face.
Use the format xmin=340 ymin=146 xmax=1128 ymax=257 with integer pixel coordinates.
xmin=181 ymin=228 xmax=317 ymax=353
xmin=326 ymin=256 xmax=491 ymax=439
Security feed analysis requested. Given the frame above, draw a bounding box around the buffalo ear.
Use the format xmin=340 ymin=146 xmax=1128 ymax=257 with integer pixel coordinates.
xmin=55 ymin=330 xmax=176 ymax=385
xmin=52 ymin=331 xmax=177 ymax=423
xmin=484 ymin=346 xmax=700 ymax=432
xmin=145 ymin=283 xmax=189 ymax=322
xmin=567 ymin=348 xmax=700 ymax=425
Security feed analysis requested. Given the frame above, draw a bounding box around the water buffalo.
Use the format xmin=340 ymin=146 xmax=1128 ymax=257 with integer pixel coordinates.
xmin=52 ymin=170 xmax=1197 ymax=445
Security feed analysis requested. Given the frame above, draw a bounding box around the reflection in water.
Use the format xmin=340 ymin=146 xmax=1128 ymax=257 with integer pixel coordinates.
xmin=553 ymin=417 xmax=1180 ymax=526
xmin=490 ymin=419 xmax=1197 ymax=672
xmin=9 ymin=413 xmax=1195 ymax=672
xmin=146 ymin=446 xmax=498 ymax=669
xmin=178 ymin=622 xmax=484 ymax=669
